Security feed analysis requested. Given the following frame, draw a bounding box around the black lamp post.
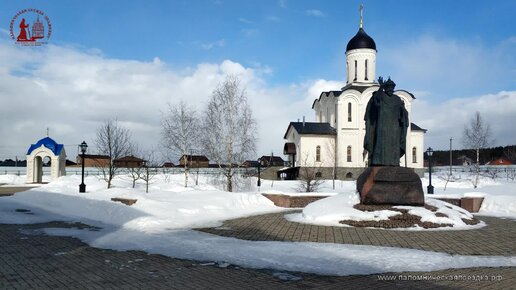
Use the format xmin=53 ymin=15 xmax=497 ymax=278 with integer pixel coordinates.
xmin=79 ymin=141 xmax=88 ymax=193
xmin=257 ymin=158 xmax=261 ymax=190
xmin=426 ymin=147 xmax=434 ymax=194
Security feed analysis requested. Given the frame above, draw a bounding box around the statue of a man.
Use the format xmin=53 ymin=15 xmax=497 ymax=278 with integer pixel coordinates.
xmin=363 ymin=77 xmax=409 ymax=166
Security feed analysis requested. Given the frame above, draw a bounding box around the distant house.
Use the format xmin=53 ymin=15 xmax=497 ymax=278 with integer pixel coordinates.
xmin=457 ymin=155 xmax=473 ymax=166
xmin=114 ymin=156 xmax=146 ymax=168
xmin=162 ymin=162 xmax=175 ymax=168
xmin=242 ymin=160 xmax=260 ymax=168
xmin=76 ymin=154 xmax=110 ymax=167
xmin=259 ymin=155 xmax=285 ymax=167
xmin=488 ymin=158 xmax=513 ymax=166
xmin=179 ymin=155 xmax=209 ymax=168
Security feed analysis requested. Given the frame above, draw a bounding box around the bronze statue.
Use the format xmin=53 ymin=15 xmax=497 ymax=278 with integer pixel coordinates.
xmin=363 ymin=77 xmax=409 ymax=166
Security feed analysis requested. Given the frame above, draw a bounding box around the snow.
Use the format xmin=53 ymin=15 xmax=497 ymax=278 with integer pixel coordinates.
xmin=0 ymin=171 xmax=515 ymax=276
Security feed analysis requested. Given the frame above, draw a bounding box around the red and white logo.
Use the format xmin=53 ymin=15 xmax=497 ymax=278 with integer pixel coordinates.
xmin=10 ymin=8 xmax=52 ymax=46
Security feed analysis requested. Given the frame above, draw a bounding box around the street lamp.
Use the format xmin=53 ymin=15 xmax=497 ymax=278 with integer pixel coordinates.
xmin=79 ymin=141 xmax=88 ymax=193
xmin=257 ymin=158 xmax=261 ymax=191
xmin=426 ymin=147 xmax=434 ymax=194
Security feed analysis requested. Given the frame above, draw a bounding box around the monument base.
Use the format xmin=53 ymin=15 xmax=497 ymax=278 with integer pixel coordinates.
xmin=357 ymin=167 xmax=425 ymax=206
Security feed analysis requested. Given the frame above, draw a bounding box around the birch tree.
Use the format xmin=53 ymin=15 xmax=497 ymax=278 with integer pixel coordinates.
xmin=95 ymin=119 xmax=132 ymax=189
xmin=462 ymin=111 xmax=492 ymax=188
xmin=161 ymin=101 xmax=199 ymax=187
xmin=201 ymin=76 xmax=257 ymax=192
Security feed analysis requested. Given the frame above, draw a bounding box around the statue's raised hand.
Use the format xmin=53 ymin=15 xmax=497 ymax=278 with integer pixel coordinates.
xmin=378 ymin=76 xmax=384 ymax=87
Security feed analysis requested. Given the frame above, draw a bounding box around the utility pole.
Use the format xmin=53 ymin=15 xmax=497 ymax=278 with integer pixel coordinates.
xmin=449 ymin=138 xmax=453 ymax=175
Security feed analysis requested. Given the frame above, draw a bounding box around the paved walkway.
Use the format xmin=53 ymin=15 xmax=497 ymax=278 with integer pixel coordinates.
xmin=0 ymin=221 xmax=514 ymax=289
xmin=0 ymin=187 xmax=514 ymax=289
xmin=198 ymin=211 xmax=516 ymax=256
xmin=0 ymin=186 xmax=39 ymax=196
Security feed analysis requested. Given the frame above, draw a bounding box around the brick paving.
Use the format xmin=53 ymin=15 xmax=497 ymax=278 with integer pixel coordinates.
xmin=0 ymin=221 xmax=513 ymax=289
xmin=198 ymin=211 xmax=516 ymax=256
xmin=1 ymin=185 xmax=515 ymax=289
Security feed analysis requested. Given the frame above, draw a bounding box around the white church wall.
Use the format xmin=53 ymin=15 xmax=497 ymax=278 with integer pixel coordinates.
xmin=298 ymin=135 xmax=336 ymax=168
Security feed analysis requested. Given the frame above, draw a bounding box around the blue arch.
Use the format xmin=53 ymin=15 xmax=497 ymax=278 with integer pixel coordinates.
xmin=27 ymin=137 xmax=64 ymax=156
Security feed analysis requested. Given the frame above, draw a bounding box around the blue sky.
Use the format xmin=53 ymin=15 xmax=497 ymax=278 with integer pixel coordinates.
xmin=0 ymin=0 xmax=515 ymax=159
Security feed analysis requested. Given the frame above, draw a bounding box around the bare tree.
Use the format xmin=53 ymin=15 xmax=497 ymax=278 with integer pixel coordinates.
xmin=127 ymin=145 xmax=143 ymax=188
xmin=296 ymin=154 xmax=324 ymax=192
xmin=438 ymin=172 xmax=461 ymax=191
xmin=161 ymin=101 xmax=199 ymax=187
xmin=140 ymin=150 xmax=158 ymax=193
xmin=462 ymin=112 xmax=493 ymax=188
xmin=95 ymin=119 xmax=132 ymax=189
xmin=201 ymin=76 xmax=257 ymax=192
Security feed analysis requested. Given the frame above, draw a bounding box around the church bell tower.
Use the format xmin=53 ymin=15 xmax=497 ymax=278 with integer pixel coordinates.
xmin=345 ymin=4 xmax=377 ymax=86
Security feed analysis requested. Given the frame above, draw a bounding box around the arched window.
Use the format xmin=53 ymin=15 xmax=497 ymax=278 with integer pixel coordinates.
xmin=315 ymin=172 xmax=322 ymax=178
xmin=354 ymin=60 xmax=357 ymax=81
xmin=316 ymin=146 xmax=321 ymax=162
xmin=347 ymin=61 xmax=349 ymax=82
xmin=347 ymin=146 xmax=352 ymax=162
xmin=334 ymin=103 xmax=338 ymax=125
xmin=365 ymin=59 xmax=368 ymax=81
xmin=346 ymin=172 xmax=353 ymax=179
xmin=348 ymin=103 xmax=352 ymax=122
xmin=412 ymin=147 xmax=417 ymax=163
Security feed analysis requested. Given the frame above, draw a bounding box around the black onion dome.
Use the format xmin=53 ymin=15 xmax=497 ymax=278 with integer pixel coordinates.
xmin=346 ymin=28 xmax=376 ymax=51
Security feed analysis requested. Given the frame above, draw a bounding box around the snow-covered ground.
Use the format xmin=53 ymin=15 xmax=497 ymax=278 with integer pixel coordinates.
xmin=0 ymin=172 xmax=515 ymax=276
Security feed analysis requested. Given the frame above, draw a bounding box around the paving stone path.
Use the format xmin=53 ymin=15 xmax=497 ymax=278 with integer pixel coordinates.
xmin=198 ymin=211 xmax=516 ymax=256
xmin=1 ymin=187 xmax=514 ymax=289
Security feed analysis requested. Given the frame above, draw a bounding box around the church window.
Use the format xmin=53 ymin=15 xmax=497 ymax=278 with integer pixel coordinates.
xmin=347 ymin=146 xmax=352 ymax=162
xmin=354 ymin=60 xmax=357 ymax=81
xmin=334 ymin=104 xmax=338 ymax=125
xmin=316 ymin=146 xmax=321 ymax=162
xmin=412 ymin=147 xmax=417 ymax=163
xmin=365 ymin=59 xmax=368 ymax=81
xmin=348 ymin=103 xmax=352 ymax=122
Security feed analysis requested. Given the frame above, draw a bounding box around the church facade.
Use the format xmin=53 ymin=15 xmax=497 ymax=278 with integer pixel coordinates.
xmin=283 ymin=23 xmax=426 ymax=179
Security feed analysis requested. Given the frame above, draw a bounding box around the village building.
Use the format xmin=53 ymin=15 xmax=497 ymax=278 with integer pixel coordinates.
xmin=179 ymin=155 xmax=210 ymax=168
xmin=258 ymin=155 xmax=285 ymax=167
xmin=282 ymin=14 xmax=426 ymax=179
xmin=76 ymin=154 xmax=110 ymax=167
xmin=487 ymin=158 xmax=513 ymax=166
xmin=114 ymin=156 xmax=146 ymax=168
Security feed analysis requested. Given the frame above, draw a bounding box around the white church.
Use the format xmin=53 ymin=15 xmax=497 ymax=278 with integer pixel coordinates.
xmin=282 ymin=15 xmax=426 ymax=179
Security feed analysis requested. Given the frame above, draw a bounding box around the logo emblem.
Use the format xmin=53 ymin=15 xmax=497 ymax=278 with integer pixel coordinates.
xmin=10 ymin=8 xmax=52 ymax=46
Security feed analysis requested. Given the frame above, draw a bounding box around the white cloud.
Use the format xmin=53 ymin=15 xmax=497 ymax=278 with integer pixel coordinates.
xmin=0 ymin=43 xmax=324 ymax=161
xmin=412 ymin=91 xmax=516 ymax=149
xmin=241 ymin=28 xmax=259 ymax=37
xmin=305 ymin=9 xmax=325 ymax=17
xmin=238 ymin=17 xmax=253 ymax=24
xmin=380 ymin=35 xmax=516 ymax=100
xmin=1 ymin=41 xmax=513 ymax=163
xmin=199 ymin=39 xmax=225 ymax=50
